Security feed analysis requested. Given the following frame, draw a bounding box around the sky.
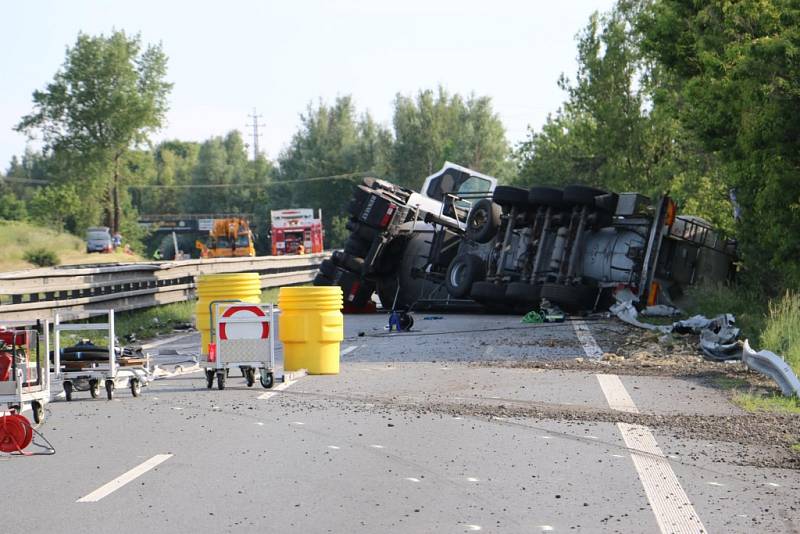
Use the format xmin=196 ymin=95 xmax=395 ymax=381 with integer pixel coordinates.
xmin=0 ymin=0 xmax=616 ymax=168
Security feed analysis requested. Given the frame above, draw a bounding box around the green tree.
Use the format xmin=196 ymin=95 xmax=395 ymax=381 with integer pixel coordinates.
xmin=276 ymin=96 xmax=391 ymax=247
xmin=639 ymin=0 xmax=800 ymax=290
xmin=15 ymin=30 xmax=172 ymax=234
xmin=392 ymin=88 xmax=510 ymax=189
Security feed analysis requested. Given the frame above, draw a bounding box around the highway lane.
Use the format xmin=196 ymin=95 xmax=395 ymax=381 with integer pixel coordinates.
xmin=2 ymin=314 xmax=798 ymax=533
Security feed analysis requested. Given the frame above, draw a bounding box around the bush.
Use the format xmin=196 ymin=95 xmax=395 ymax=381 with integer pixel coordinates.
xmin=23 ymin=247 xmax=60 ymax=267
xmin=761 ymin=291 xmax=800 ymax=375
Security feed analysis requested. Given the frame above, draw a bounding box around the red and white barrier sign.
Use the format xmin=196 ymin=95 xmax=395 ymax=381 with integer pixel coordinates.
xmin=219 ymin=305 xmax=270 ymax=340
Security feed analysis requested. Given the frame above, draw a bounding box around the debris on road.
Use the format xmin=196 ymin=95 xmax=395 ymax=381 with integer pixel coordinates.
xmin=742 ymin=340 xmax=800 ymax=398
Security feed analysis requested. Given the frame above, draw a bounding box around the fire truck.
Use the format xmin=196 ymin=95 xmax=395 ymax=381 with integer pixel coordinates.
xmin=270 ymin=209 xmax=324 ymax=255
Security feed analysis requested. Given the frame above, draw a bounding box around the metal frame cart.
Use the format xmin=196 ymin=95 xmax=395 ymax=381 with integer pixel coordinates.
xmin=53 ymin=310 xmax=151 ymax=401
xmin=201 ymin=301 xmax=276 ymax=390
xmin=0 ymin=320 xmax=50 ymax=424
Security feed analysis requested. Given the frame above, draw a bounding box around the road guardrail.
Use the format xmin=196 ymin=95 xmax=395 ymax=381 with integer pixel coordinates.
xmin=0 ymin=253 xmax=327 ymax=321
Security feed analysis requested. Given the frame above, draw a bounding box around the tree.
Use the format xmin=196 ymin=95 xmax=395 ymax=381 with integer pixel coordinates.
xmin=276 ymin=96 xmax=392 ymax=247
xmin=638 ymin=0 xmax=800 ymax=290
xmin=15 ymin=30 xmax=172 ymax=234
xmin=392 ymin=88 xmax=510 ymax=189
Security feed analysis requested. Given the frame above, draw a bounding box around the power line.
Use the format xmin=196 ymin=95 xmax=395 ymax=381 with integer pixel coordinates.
xmin=0 ymin=175 xmax=50 ymax=185
xmin=127 ymin=171 xmax=371 ymax=189
xmin=246 ymin=108 xmax=265 ymax=160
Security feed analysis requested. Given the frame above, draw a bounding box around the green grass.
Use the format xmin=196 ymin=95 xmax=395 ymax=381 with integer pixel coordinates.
xmin=732 ymin=392 xmax=800 ymax=415
xmin=792 ymin=443 xmax=800 ymax=453
xmin=682 ymin=284 xmax=766 ymax=342
xmin=761 ymin=291 xmax=800 ymax=376
xmin=260 ymin=287 xmax=281 ymax=304
xmin=0 ymin=220 xmax=141 ymax=271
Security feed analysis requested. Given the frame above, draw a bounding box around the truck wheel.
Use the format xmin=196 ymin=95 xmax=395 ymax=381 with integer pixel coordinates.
xmin=470 ymin=281 xmax=507 ymax=303
xmin=563 ymin=185 xmax=608 ymax=208
xmin=492 ymin=186 xmax=531 ymax=208
xmin=505 ymin=282 xmax=542 ymax=305
xmin=346 ymin=219 xmax=381 ymax=241
xmin=313 ymin=273 xmax=335 ymax=286
xmin=466 ymin=199 xmax=501 ymax=244
xmin=332 ymin=250 xmax=365 ymax=273
xmin=528 ymin=187 xmax=564 ymax=208
xmin=319 ymin=259 xmax=338 ymax=278
xmin=540 ymin=283 xmax=598 ymax=312
xmin=347 ymin=185 xmax=372 ymax=216
xmin=445 ymin=254 xmax=486 ymax=298
xmin=344 ymin=236 xmax=370 ymax=258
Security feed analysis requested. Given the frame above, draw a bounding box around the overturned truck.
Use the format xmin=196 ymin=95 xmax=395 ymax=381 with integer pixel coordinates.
xmin=314 ymin=163 xmax=736 ymax=313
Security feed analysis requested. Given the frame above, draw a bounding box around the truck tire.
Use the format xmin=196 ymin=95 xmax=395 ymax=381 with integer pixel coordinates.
xmin=470 ymin=281 xmax=507 ymax=303
xmin=528 ymin=187 xmax=564 ymax=207
xmin=347 ymin=185 xmax=372 ymax=216
xmin=563 ymin=185 xmax=608 ymax=208
xmin=465 ymin=199 xmax=501 ymax=244
xmin=313 ymin=273 xmax=335 ymax=286
xmin=346 ymin=219 xmax=381 ymax=241
xmin=540 ymin=283 xmax=598 ymax=312
xmin=319 ymin=259 xmax=338 ymax=278
xmin=344 ymin=236 xmax=370 ymax=258
xmin=445 ymin=254 xmax=486 ymax=298
xmin=332 ymin=250 xmax=365 ymax=273
xmin=492 ymin=186 xmax=531 ymax=208
xmin=505 ymin=282 xmax=541 ymax=305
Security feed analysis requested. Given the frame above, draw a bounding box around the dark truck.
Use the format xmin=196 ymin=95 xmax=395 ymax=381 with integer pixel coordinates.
xmin=314 ymin=163 xmax=736 ymax=313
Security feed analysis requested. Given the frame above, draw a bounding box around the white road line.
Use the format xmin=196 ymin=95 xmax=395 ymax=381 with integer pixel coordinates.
xmin=76 ymin=454 xmax=172 ymax=503
xmin=596 ymin=374 xmax=639 ymax=413
xmin=596 ymin=375 xmax=706 ymax=534
xmin=572 ymin=320 xmax=604 ymax=359
xmin=257 ymin=379 xmax=296 ymax=400
xmin=405 ymin=477 xmax=420 ymax=483
xmin=341 ymin=345 xmax=358 ymax=356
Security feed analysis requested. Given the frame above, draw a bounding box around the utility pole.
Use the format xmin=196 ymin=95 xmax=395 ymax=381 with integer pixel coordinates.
xmin=246 ymin=108 xmax=265 ymax=160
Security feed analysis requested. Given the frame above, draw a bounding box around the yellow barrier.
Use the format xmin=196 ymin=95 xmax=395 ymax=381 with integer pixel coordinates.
xmin=196 ymin=273 xmax=261 ymax=355
xmin=278 ymin=286 xmax=343 ymax=374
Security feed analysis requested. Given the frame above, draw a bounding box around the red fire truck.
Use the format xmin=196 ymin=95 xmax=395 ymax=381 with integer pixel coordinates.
xmin=270 ymin=209 xmax=324 ymax=255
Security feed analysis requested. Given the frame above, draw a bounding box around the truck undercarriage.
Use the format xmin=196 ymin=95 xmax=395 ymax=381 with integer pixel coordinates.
xmin=314 ymin=163 xmax=736 ymax=314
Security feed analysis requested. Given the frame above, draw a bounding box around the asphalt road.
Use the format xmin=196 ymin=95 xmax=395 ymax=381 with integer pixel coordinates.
xmin=2 ymin=314 xmax=798 ymax=533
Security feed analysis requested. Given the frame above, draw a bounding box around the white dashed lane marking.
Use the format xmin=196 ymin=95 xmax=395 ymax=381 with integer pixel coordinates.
xmin=258 ymin=378 xmax=296 ymax=400
xmin=341 ymin=345 xmax=359 ymax=356
xmin=578 ymin=322 xmax=706 ymax=534
xmin=77 ymin=454 xmax=172 ymax=503
xmin=572 ymin=320 xmax=604 ymax=359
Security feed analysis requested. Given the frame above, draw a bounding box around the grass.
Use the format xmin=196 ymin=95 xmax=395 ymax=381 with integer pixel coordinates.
xmin=792 ymin=443 xmax=800 ymax=453
xmin=710 ymin=376 xmax=750 ymax=390
xmin=682 ymin=284 xmax=766 ymax=342
xmin=761 ymin=291 xmax=800 ymax=376
xmin=732 ymin=392 xmax=800 ymax=415
xmin=0 ymin=220 xmax=141 ymax=272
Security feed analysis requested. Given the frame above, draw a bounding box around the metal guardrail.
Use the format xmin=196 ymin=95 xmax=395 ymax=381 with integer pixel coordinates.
xmin=0 ymin=253 xmax=327 ymax=321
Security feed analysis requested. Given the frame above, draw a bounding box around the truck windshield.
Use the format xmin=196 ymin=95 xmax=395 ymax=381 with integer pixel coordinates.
xmin=236 ymin=235 xmax=250 ymax=247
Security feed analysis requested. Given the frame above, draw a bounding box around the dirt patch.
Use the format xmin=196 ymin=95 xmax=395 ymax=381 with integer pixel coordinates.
xmin=285 ymin=389 xmax=800 ymax=470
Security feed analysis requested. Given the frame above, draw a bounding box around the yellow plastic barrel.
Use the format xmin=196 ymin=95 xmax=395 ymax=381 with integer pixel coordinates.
xmin=278 ymin=286 xmax=343 ymax=374
xmin=196 ymin=273 xmax=261 ymax=355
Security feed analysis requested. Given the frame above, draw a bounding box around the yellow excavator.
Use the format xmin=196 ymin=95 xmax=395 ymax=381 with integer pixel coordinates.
xmin=196 ymin=218 xmax=255 ymax=258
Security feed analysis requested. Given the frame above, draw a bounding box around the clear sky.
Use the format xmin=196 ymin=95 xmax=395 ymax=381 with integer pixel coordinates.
xmin=0 ymin=0 xmax=615 ymax=168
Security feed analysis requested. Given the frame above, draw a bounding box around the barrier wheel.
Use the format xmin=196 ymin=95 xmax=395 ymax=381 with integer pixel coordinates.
xmin=245 ymin=368 xmax=255 ymax=387
xmin=63 ymin=381 xmax=73 ymax=402
xmin=31 ymin=401 xmax=44 ymax=424
xmin=105 ymin=380 xmax=115 ymax=400
xmin=260 ymin=371 xmax=274 ymax=389
xmin=205 ymin=369 xmax=215 ymax=389
xmin=217 ymin=372 xmax=226 ymax=391
xmin=89 ymin=379 xmax=100 ymax=398
xmin=130 ymin=379 xmax=142 ymax=397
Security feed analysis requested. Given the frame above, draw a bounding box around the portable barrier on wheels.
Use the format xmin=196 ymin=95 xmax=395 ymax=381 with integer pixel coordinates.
xmin=0 ymin=320 xmax=50 ymax=425
xmin=201 ymin=301 xmax=276 ymax=390
xmin=53 ymin=310 xmax=151 ymax=401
